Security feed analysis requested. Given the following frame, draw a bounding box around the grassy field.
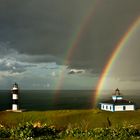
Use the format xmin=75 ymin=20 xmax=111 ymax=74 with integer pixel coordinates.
xmin=0 ymin=109 xmax=140 ymax=129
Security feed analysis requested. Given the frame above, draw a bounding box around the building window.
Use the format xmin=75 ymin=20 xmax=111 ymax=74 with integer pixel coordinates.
xmin=106 ymin=106 xmax=108 ymax=109
xmin=110 ymin=106 xmax=112 ymax=110
xmin=103 ymin=105 xmax=104 ymax=109
xmin=123 ymin=106 xmax=126 ymax=110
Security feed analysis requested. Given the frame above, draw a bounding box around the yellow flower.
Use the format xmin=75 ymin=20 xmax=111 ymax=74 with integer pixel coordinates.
xmin=0 ymin=124 xmax=4 ymax=128
xmin=33 ymin=122 xmax=41 ymax=128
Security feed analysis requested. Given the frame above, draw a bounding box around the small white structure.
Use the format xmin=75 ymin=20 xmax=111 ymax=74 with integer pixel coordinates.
xmin=11 ymin=83 xmax=19 ymax=111
xmin=100 ymin=89 xmax=135 ymax=112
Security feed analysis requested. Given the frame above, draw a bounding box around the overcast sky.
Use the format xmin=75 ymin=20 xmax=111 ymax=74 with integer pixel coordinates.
xmin=0 ymin=0 xmax=140 ymax=90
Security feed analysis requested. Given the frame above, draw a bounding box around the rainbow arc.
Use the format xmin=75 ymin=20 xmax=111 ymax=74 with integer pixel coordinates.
xmin=94 ymin=17 xmax=140 ymax=107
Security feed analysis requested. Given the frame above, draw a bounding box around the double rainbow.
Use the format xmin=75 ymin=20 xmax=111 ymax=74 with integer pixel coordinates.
xmin=53 ymin=2 xmax=140 ymax=106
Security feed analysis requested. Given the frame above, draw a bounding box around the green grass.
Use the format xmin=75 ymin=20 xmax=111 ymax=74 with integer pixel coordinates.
xmin=0 ymin=109 xmax=140 ymax=129
xmin=0 ymin=109 xmax=140 ymax=139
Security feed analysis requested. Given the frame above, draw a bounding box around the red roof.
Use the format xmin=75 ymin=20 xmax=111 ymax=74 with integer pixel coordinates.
xmin=101 ymin=99 xmax=134 ymax=105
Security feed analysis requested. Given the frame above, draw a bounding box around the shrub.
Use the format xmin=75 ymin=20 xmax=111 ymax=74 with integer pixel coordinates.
xmin=10 ymin=122 xmax=34 ymax=139
xmin=33 ymin=125 xmax=59 ymax=138
xmin=0 ymin=127 xmax=10 ymax=138
xmin=0 ymin=122 xmax=140 ymax=139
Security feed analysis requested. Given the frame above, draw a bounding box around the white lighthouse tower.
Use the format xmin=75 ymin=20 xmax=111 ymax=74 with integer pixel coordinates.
xmin=11 ymin=83 xmax=19 ymax=111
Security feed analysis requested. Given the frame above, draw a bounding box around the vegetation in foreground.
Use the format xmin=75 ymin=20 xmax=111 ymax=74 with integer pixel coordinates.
xmin=0 ymin=122 xmax=140 ymax=140
xmin=0 ymin=109 xmax=140 ymax=139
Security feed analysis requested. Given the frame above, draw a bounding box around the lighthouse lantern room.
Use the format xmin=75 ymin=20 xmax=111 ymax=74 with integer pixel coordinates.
xmin=11 ymin=83 xmax=19 ymax=111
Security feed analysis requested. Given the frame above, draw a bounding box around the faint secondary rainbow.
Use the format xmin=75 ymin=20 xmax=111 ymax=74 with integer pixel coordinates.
xmin=94 ymin=17 xmax=140 ymax=106
xmin=54 ymin=1 xmax=100 ymax=103
xmin=55 ymin=3 xmax=97 ymax=90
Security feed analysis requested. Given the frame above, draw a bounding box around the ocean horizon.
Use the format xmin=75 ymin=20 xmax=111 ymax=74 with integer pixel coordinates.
xmin=0 ymin=90 xmax=139 ymax=111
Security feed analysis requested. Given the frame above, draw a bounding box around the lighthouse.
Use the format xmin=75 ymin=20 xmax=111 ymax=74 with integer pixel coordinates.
xmin=99 ymin=89 xmax=135 ymax=112
xmin=11 ymin=83 xmax=19 ymax=111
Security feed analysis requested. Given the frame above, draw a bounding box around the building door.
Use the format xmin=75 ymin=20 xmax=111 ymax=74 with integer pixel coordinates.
xmin=123 ymin=106 xmax=126 ymax=111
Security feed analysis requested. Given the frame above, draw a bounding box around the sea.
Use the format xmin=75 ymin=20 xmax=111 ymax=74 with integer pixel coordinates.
xmin=0 ymin=90 xmax=140 ymax=111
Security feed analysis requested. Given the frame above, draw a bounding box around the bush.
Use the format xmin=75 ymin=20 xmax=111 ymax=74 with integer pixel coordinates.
xmin=9 ymin=122 xmax=60 ymax=139
xmin=0 ymin=122 xmax=140 ymax=139
xmin=61 ymin=127 xmax=140 ymax=140
xmin=10 ymin=122 xmax=34 ymax=139
xmin=33 ymin=125 xmax=59 ymax=138
xmin=0 ymin=127 xmax=10 ymax=138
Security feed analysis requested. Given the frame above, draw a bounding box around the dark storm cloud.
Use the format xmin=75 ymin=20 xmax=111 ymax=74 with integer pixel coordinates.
xmin=68 ymin=0 xmax=140 ymax=72
xmin=0 ymin=43 xmax=62 ymax=64
xmin=0 ymin=0 xmax=93 ymax=54
xmin=0 ymin=42 xmax=15 ymax=56
xmin=0 ymin=0 xmax=140 ymax=73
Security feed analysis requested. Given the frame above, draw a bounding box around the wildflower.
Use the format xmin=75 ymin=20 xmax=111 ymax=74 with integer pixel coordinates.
xmin=0 ymin=124 xmax=4 ymax=128
xmin=33 ymin=122 xmax=41 ymax=128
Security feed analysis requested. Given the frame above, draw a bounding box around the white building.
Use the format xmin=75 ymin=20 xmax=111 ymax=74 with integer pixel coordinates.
xmin=100 ymin=89 xmax=135 ymax=112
